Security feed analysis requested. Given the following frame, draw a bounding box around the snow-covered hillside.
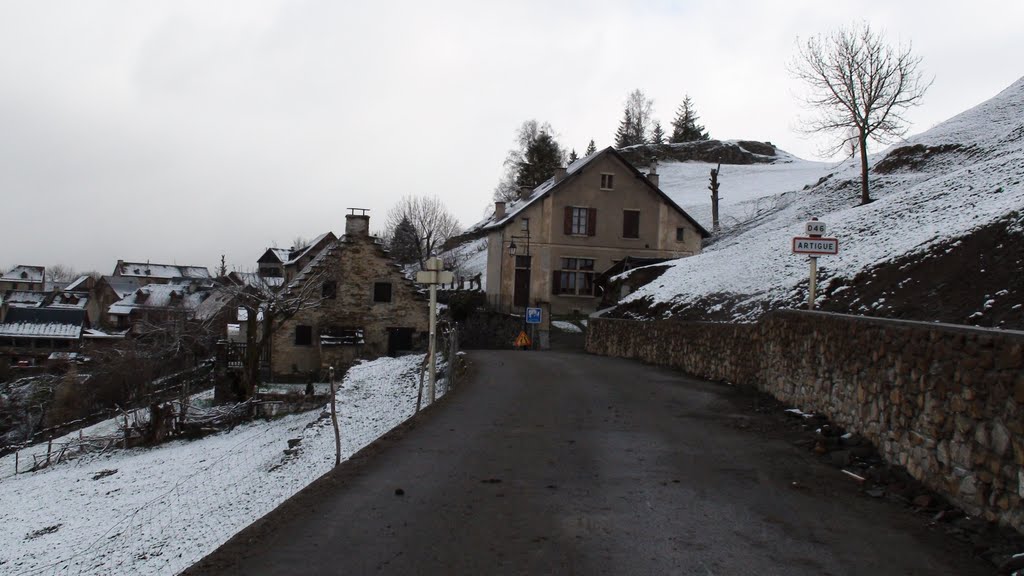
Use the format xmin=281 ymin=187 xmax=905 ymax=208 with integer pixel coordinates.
xmin=0 ymin=355 xmax=446 ymax=575
xmin=615 ymin=77 xmax=1024 ymax=323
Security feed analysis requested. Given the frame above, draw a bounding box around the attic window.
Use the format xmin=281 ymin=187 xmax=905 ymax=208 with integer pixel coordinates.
xmin=322 ymin=280 xmax=337 ymax=299
xmin=373 ymin=282 xmax=393 ymax=303
xmin=600 ymin=173 xmax=614 ymax=190
xmin=20 ymin=271 xmax=28 ymax=279
xmin=676 ymin=227 xmax=685 ymax=242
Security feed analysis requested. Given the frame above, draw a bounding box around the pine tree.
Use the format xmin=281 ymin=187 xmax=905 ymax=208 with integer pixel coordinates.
xmin=585 ymin=139 xmax=597 ymax=156
xmin=651 ymin=121 xmax=666 ymax=145
xmin=389 ymin=216 xmax=420 ymax=265
xmin=516 ymin=131 xmax=565 ymax=188
xmin=670 ymin=95 xmax=710 ymax=143
xmin=615 ymin=109 xmax=638 ymax=148
xmin=568 ymin=149 xmax=579 ymax=164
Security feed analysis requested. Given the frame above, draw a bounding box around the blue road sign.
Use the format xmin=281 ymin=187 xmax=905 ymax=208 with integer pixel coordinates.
xmin=526 ymin=307 xmax=543 ymax=324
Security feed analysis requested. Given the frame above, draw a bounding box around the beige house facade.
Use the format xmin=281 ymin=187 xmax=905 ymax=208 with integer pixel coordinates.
xmin=478 ymin=147 xmax=709 ymax=316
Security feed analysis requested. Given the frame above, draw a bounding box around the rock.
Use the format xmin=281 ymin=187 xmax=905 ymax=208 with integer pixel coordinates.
xmin=287 ymin=438 xmax=302 ymax=449
xmin=913 ymin=494 xmax=934 ymax=508
xmin=991 ymin=422 xmax=1010 ymax=457
xmin=960 ymin=475 xmax=979 ymax=497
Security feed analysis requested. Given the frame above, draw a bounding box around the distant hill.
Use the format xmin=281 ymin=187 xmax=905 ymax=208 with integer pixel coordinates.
xmin=608 ymin=76 xmax=1024 ymax=330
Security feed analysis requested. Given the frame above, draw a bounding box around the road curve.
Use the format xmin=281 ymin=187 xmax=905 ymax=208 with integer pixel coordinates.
xmin=185 ymin=350 xmax=989 ymax=575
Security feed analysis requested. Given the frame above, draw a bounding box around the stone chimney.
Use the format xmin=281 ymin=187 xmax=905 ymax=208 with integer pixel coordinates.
xmin=553 ymin=166 xmax=567 ymax=183
xmin=345 ymin=209 xmax=370 ymax=238
xmin=495 ymin=201 xmax=506 ymax=219
xmin=518 ymin=185 xmax=532 ymax=200
xmin=647 ymin=159 xmax=660 ymax=187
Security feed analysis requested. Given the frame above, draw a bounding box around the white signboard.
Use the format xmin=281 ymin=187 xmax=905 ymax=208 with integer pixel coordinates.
xmin=805 ymin=220 xmax=827 ymax=237
xmin=792 ymin=237 xmax=839 ymax=255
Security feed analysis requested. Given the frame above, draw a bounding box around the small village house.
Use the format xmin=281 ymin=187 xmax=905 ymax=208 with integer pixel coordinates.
xmin=111 ymin=261 xmax=212 ymax=285
xmin=270 ymin=212 xmax=428 ymax=381
xmin=255 ymin=233 xmax=337 ymax=284
xmin=471 ymin=147 xmax=710 ymax=317
xmin=0 ymin=265 xmax=46 ymax=293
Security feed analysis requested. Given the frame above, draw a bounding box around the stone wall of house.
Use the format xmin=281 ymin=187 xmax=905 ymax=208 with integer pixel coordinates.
xmin=586 ymin=310 xmax=1024 ymax=532
xmin=272 ymin=229 xmax=428 ymax=381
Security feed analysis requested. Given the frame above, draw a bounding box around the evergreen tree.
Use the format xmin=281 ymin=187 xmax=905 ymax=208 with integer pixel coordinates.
xmin=389 ymin=216 xmax=420 ymax=265
xmin=651 ymin=121 xmax=666 ymax=145
xmin=568 ymin=149 xmax=579 ymax=164
xmin=585 ymin=139 xmax=597 ymax=156
xmin=516 ymin=130 xmax=565 ymax=188
xmin=615 ymin=89 xmax=654 ymax=148
xmin=670 ymin=95 xmax=710 ymax=143
xmin=615 ymin=109 xmax=639 ymax=148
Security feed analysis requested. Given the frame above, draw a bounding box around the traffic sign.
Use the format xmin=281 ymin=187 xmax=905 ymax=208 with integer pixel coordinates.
xmin=805 ymin=220 xmax=827 ymax=237
xmin=514 ymin=331 xmax=532 ymax=348
xmin=526 ymin=307 xmax=542 ymax=324
xmin=792 ymin=237 xmax=839 ymax=256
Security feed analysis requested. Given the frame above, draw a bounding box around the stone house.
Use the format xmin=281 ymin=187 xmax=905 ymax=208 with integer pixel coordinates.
xmin=270 ymin=213 xmax=427 ymax=380
xmin=0 ymin=265 xmax=46 ymax=293
xmin=471 ymin=147 xmax=709 ymax=316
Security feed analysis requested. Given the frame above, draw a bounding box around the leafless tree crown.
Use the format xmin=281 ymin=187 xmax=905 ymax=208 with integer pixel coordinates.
xmin=384 ymin=195 xmax=462 ymax=263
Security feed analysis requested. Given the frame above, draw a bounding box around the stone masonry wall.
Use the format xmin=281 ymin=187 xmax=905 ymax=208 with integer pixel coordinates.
xmin=587 ymin=310 xmax=1024 ymax=532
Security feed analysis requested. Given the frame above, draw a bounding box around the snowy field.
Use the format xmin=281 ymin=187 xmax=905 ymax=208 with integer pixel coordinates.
xmin=0 ymin=355 xmax=444 ymax=575
xmin=619 ymin=77 xmax=1024 ymax=320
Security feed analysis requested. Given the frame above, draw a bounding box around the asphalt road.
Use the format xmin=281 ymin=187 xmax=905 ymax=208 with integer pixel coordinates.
xmin=186 ymin=350 xmax=990 ymax=575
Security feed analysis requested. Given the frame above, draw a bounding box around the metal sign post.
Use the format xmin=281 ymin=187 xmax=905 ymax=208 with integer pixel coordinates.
xmin=416 ymin=257 xmax=454 ymax=403
xmin=792 ymin=218 xmax=839 ymax=310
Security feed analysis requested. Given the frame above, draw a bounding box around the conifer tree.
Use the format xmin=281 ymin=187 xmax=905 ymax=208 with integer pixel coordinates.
xmin=651 ymin=121 xmax=666 ymax=145
xmin=568 ymin=149 xmax=579 ymax=164
xmin=670 ymin=95 xmax=710 ymax=143
xmin=615 ymin=109 xmax=638 ymax=148
xmin=585 ymin=139 xmax=597 ymax=156
xmin=516 ymin=131 xmax=564 ymax=188
xmin=388 ymin=216 xmax=420 ymax=265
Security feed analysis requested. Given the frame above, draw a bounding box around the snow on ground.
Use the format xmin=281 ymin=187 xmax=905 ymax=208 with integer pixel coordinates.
xmin=0 ymin=354 xmax=445 ymax=575
xmin=657 ymin=151 xmax=836 ymax=232
xmin=446 ymin=236 xmax=488 ymax=290
xmin=620 ymin=77 xmax=1024 ymax=320
xmin=551 ymin=321 xmax=582 ymax=333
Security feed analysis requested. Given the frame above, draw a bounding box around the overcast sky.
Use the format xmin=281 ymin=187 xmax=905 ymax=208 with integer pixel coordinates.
xmin=1 ymin=0 xmax=1022 ymax=275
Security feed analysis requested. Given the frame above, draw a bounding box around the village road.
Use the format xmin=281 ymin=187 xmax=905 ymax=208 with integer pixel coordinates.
xmin=185 ymin=350 xmax=989 ymax=576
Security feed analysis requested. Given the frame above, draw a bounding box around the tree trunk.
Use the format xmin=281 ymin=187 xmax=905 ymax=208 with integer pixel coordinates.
xmin=858 ymin=133 xmax=871 ymax=205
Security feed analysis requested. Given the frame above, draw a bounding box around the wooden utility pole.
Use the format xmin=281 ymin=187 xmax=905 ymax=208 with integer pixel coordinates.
xmin=329 ymin=366 xmax=341 ymax=467
xmin=709 ymin=163 xmax=722 ymax=233
xmin=416 ymin=258 xmax=453 ymax=405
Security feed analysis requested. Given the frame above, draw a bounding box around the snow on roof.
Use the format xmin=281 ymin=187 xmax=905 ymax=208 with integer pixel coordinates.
xmin=115 ymin=261 xmax=211 ymax=280
xmin=193 ymin=288 xmax=235 ymax=321
xmin=285 ymin=232 xmax=333 ymax=264
xmin=619 ymin=76 xmax=1024 ymax=321
xmin=48 ymin=292 xmax=88 ymax=309
xmin=107 ymin=283 xmax=209 ymax=316
xmin=2 ymin=290 xmax=47 ymax=307
xmin=1 ymin=265 xmax=44 ymax=283
xmin=64 ymin=275 xmax=92 ymax=291
xmin=101 ymin=276 xmax=145 ymax=298
xmin=82 ymin=328 xmax=128 ymax=339
xmin=0 ymin=321 xmax=81 ymax=339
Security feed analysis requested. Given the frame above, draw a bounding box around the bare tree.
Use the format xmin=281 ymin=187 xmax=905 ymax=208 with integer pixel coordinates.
xmin=791 ymin=21 xmax=931 ymax=205
xmin=227 ymin=271 xmax=327 ymax=398
xmin=46 ymin=264 xmax=77 ymax=282
xmin=384 ymin=195 xmax=462 ymax=265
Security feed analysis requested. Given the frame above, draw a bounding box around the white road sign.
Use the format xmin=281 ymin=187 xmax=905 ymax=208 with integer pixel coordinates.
xmin=792 ymin=237 xmax=839 ymax=255
xmin=805 ymin=220 xmax=827 ymax=236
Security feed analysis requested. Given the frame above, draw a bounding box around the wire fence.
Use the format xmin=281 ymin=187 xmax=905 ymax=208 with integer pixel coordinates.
xmin=1 ymin=336 xmax=460 ymax=576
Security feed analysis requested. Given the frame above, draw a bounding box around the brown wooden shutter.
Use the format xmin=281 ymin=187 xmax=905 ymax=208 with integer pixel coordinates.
xmin=552 ymin=270 xmax=561 ymax=294
xmin=563 ymin=206 xmax=572 ymax=235
xmin=587 ymin=208 xmax=597 ymax=236
xmin=623 ymin=210 xmax=639 ymax=238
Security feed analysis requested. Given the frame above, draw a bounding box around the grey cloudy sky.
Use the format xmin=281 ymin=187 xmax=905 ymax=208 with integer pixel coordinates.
xmin=1 ymin=0 xmax=1022 ymax=274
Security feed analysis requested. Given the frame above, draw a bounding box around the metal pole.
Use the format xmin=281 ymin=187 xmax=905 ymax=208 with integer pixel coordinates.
xmin=808 ymin=256 xmax=818 ymax=310
xmin=329 ymin=366 xmax=341 ymax=467
xmin=428 ymin=282 xmax=437 ymax=403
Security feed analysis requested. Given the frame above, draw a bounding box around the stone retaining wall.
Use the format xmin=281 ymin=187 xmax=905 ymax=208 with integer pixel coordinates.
xmin=586 ymin=310 xmax=1024 ymax=532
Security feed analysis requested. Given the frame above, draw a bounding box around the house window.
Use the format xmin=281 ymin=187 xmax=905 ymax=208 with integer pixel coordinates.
xmin=623 ymin=210 xmax=640 ymax=239
xmin=553 ymin=258 xmax=596 ymax=297
xmin=320 ymin=326 xmax=364 ymax=346
xmin=520 ymin=217 xmax=530 ymax=231
xmin=676 ymin=227 xmax=685 ymax=242
xmin=373 ymin=282 xmax=393 ymax=303
xmin=295 ymin=325 xmax=313 ymax=346
xmin=600 ymin=173 xmax=614 ymax=190
xmin=564 ymin=206 xmax=596 ymax=236
xmin=322 ymin=280 xmax=337 ymax=299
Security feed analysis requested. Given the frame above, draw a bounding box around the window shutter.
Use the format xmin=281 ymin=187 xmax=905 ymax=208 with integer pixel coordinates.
xmin=587 ymin=208 xmax=597 ymax=236
xmin=552 ymin=271 xmax=561 ymax=294
xmin=563 ymin=206 xmax=572 ymax=235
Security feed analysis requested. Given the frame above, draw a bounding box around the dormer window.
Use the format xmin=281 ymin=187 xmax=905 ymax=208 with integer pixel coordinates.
xmin=600 ymin=173 xmax=614 ymax=190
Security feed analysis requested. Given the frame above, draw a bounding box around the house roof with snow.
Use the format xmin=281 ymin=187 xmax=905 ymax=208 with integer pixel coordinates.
xmin=107 ymin=283 xmax=209 ymax=316
xmin=227 ymin=271 xmax=285 ymax=289
xmin=113 ymin=260 xmax=212 ymax=280
xmin=1 ymin=265 xmax=45 ymax=284
xmin=99 ymin=276 xmax=145 ymax=299
xmin=2 ymin=290 xmax=49 ymax=308
xmin=469 ymin=147 xmax=711 ymax=238
xmin=64 ymin=275 xmax=94 ymax=291
xmin=49 ymin=292 xmax=89 ymax=310
xmin=0 ymin=308 xmax=85 ymax=340
xmin=257 ymin=232 xmax=337 ymax=266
